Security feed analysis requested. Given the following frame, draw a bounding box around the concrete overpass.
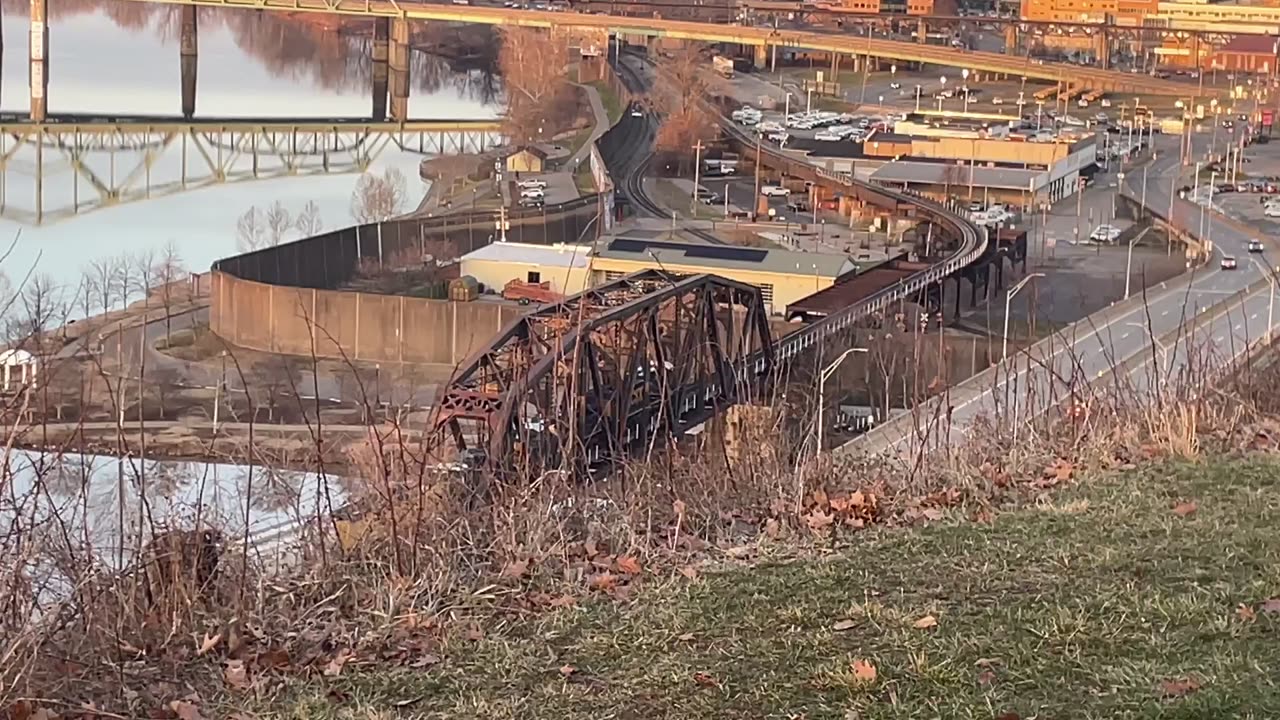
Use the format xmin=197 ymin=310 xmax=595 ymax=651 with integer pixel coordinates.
xmin=104 ymin=0 xmax=1195 ymax=97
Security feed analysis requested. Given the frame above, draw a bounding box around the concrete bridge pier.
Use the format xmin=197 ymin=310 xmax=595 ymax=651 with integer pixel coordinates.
xmin=28 ymin=0 xmax=47 ymax=122
xmin=916 ymin=17 xmax=926 ymax=44
xmin=389 ymin=17 xmax=410 ymax=123
xmin=180 ymin=5 xmax=197 ymax=120
xmin=753 ymin=43 xmax=767 ymax=70
xmin=372 ymin=17 xmax=389 ymax=121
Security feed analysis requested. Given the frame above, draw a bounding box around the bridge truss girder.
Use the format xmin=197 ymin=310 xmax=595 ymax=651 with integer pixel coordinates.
xmin=0 ymin=121 xmax=502 ymax=225
xmin=435 ymin=269 xmax=775 ymax=476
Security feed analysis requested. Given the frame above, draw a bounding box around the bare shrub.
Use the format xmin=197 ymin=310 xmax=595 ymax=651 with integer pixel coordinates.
xmin=350 ymin=168 xmax=409 ymax=224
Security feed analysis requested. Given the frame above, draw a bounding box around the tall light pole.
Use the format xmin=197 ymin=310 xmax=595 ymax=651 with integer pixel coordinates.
xmin=1002 ymin=273 xmax=1045 ymax=362
xmin=785 ymin=91 xmax=794 ymax=125
xmin=939 ymin=75 xmax=947 ymax=112
xmin=915 ymin=84 xmax=923 ymax=112
xmin=1113 ymin=171 xmax=1125 ymax=224
xmin=1123 ymin=231 xmax=1142 ymax=300
xmin=817 ymin=347 xmax=869 ymax=453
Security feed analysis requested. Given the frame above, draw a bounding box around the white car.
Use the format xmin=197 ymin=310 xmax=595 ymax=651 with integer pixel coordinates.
xmin=516 ymin=179 xmax=547 ymax=190
xmin=814 ymin=130 xmax=843 ymax=141
xmin=889 ymin=82 xmax=901 ymax=89
xmin=1090 ymin=224 xmax=1122 ymax=242
xmin=519 ymin=187 xmax=545 ymax=200
xmin=1266 ymin=205 xmax=1280 ymax=218
xmin=757 ymin=121 xmax=784 ymax=133
xmin=761 ymin=185 xmax=791 ymax=197
xmin=767 ymin=131 xmax=790 ymax=144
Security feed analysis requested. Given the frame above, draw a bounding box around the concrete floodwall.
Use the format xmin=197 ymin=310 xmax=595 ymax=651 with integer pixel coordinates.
xmin=210 ymin=271 xmax=524 ymax=365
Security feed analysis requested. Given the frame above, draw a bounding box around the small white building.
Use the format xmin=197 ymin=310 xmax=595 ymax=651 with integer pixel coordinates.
xmin=0 ymin=348 xmax=38 ymax=392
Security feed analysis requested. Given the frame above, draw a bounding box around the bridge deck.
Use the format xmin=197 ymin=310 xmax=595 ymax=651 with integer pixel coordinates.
xmin=117 ymin=0 xmax=1202 ymax=96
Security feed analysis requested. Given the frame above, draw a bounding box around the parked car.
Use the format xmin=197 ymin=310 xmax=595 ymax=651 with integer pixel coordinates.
xmin=516 ymin=179 xmax=547 ymax=190
xmin=1248 ymin=239 xmax=1265 ymax=253
xmin=761 ymin=185 xmax=791 ymax=197
xmin=1090 ymin=224 xmax=1122 ymax=243
xmin=519 ymin=187 xmax=545 ymax=200
xmin=1221 ymin=255 xmax=1239 ymax=270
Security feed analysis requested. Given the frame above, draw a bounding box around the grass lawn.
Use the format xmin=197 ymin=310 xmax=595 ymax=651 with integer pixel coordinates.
xmin=247 ymin=458 xmax=1280 ymax=718
xmin=590 ymin=80 xmax=623 ymax=126
xmin=573 ymin=160 xmax=595 ymax=194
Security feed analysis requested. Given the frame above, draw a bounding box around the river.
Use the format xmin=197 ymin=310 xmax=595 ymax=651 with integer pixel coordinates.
xmin=0 ymin=1 xmax=499 ymax=297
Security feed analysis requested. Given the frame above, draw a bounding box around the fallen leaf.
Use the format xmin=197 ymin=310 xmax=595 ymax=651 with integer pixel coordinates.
xmin=832 ymin=619 xmax=858 ymax=631
xmin=408 ymin=653 xmax=441 ymax=668
xmin=588 ymin=573 xmax=619 ymax=592
xmin=978 ymin=669 xmax=997 ymax=686
xmin=677 ymin=632 xmax=696 ymax=642
xmin=764 ymin=518 xmax=781 ymax=538
xmin=851 ymin=659 xmax=877 ymax=683
xmin=257 ymin=647 xmax=291 ymax=670
xmin=501 ymin=560 xmax=529 ymax=579
xmin=6 ymin=700 xmax=33 ymax=720
xmin=1237 ymin=603 xmax=1257 ymax=622
xmin=323 ymin=650 xmax=352 ymax=677
xmin=678 ymin=566 xmax=699 ymax=580
xmin=812 ymin=488 xmax=830 ymax=509
xmin=559 ymin=664 xmax=576 ymax=677
xmin=994 ymin=713 xmax=1020 ymax=720
xmin=692 ymin=671 xmax=719 ymax=687
xmin=913 ymin=614 xmax=938 ymax=629
xmin=223 ymin=659 xmax=250 ymax=689
xmin=921 ymin=508 xmax=944 ymax=521
xmin=168 ymin=701 xmax=203 ymax=720
xmin=806 ymin=509 xmax=835 ymax=532
xmin=724 ymin=545 xmax=754 ymax=559
xmin=1172 ymin=501 xmax=1198 ymax=517
xmin=616 ymin=555 xmax=643 ymax=575
xmin=673 ymin=499 xmax=687 ymax=518
xmin=197 ymin=632 xmax=221 ymax=656
xmin=1159 ymin=676 xmax=1202 ymax=698
xmin=1261 ymin=597 xmax=1280 ymax=614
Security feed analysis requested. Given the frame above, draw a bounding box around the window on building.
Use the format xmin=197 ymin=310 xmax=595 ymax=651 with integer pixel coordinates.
xmin=527 ymin=271 xmax=541 ymax=284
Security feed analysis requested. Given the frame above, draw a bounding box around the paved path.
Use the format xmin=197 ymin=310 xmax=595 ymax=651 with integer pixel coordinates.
xmin=569 ymin=81 xmax=610 ymax=169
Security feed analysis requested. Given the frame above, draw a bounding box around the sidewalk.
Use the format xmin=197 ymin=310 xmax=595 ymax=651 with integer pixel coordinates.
xmin=569 ymin=82 xmax=610 ymax=169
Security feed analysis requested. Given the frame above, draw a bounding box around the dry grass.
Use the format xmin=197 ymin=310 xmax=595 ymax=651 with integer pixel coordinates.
xmin=5 ymin=291 xmax=1280 ymax=716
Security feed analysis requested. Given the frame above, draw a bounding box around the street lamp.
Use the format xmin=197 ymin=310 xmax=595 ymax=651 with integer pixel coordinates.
xmin=962 ymin=68 xmax=971 ymax=113
xmin=915 ymin=84 xmax=923 ymax=112
xmin=938 ymin=76 xmax=947 ymax=112
xmin=817 ymin=347 xmax=869 ymax=453
xmin=1113 ymin=170 xmax=1125 ymax=224
xmin=1123 ymin=227 xmax=1142 ymax=300
xmin=1002 ymin=273 xmax=1045 ymax=362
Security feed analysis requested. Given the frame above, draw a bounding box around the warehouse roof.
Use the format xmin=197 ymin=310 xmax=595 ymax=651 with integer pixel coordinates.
xmin=870 ymin=161 xmax=1043 ymax=191
xmin=462 ymin=242 xmax=594 ymax=268
xmin=597 ymin=237 xmax=856 ymax=279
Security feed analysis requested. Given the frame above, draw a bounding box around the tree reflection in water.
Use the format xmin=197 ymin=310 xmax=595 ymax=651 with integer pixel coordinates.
xmin=0 ymin=0 xmax=500 ymax=106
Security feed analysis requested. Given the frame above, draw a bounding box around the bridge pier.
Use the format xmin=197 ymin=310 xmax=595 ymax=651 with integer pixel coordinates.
xmin=28 ymin=0 xmax=47 ymax=123
xmin=753 ymin=43 xmax=767 ymax=70
xmin=180 ymin=6 xmax=197 ymax=120
xmin=372 ymin=17 xmax=389 ymax=121
xmin=389 ymin=17 xmax=410 ymax=123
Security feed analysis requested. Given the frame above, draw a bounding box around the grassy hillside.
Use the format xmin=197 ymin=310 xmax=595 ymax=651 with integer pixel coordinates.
xmin=256 ymin=458 xmax=1280 ymax=719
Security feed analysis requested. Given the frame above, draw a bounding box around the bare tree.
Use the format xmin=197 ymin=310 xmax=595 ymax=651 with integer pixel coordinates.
xmin=236 ymin=206 xmax=267 ymax=252
xmin=132 ymin=249 xmax=158 ymax=308
xmin=152 ymin=241 xmax=188 ymax=345
xmin=497 ymin=27 xmax=571 ymax=145
xmin=649 ymin=43 xmax=719 ymax=173
xmin=295 ymin=200 xmax=324 ymax=237
xmin=88 ymin=259 xmax=112 ymax=317
xmin=350 ymin=168 xmax=409 ymax=224
xmin=265 ymin=201 xmax=293 ymax=246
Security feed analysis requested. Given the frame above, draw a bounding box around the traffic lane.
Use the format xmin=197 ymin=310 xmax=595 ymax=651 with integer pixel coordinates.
xmin=876 ymin=261 xmax=1241 ymax=453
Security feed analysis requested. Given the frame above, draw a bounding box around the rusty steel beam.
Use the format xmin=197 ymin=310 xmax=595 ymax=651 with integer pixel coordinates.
xmin=435 ymin=269 xmax=775 ymax=475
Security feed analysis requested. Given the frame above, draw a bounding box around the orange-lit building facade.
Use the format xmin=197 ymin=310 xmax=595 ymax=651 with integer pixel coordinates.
xmin=819 ymin=0 xmax=956 ymax=15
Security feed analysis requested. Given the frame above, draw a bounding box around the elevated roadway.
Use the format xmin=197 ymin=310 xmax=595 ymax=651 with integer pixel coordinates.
xmin=850 ymin=139 xmax=1276 ymax=460
xmin=117 ymin=0 xmax=1196 ymax=96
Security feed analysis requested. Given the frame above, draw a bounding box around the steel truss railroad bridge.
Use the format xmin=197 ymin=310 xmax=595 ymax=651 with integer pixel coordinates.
xmin=435 ymin=270 xmax=776 ymax=474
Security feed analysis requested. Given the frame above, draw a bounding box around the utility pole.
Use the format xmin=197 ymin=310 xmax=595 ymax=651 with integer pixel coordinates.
xmin=753 ymin=132 xmax=762 ymax=220
xmin=691 ymin=140 xmax=704 ymax=215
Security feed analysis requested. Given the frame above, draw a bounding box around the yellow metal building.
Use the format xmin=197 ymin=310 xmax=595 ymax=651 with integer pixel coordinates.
xmin=458 ymin=238 xmax=857 ymax=316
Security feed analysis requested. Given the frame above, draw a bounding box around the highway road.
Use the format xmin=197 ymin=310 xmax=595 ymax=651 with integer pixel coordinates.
xmin=848 ymin=132 xmax=1277 ymax=460
xmin=116 ymin=0 xmax=1199 ymax=95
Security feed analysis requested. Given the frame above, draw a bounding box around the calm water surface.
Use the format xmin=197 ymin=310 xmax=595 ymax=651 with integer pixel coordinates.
xmin=0 ymin=2 xmax=498 ymax=293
